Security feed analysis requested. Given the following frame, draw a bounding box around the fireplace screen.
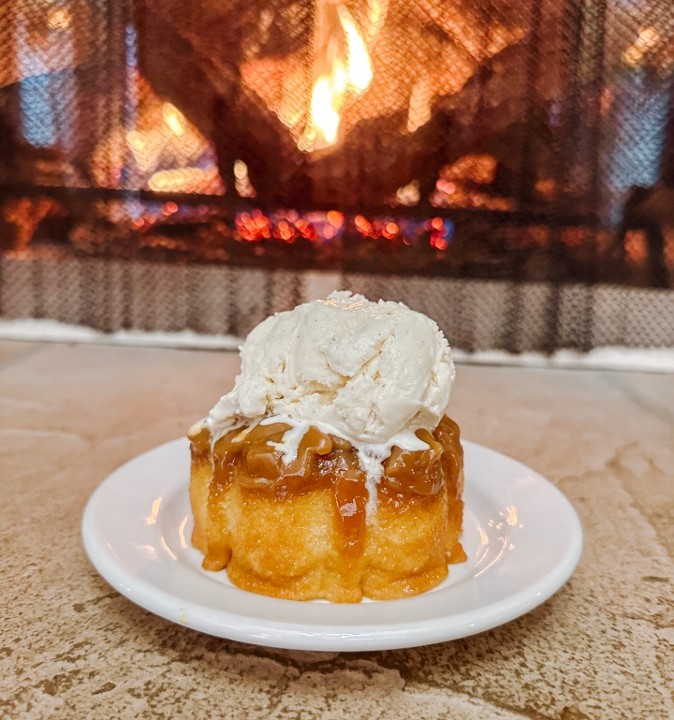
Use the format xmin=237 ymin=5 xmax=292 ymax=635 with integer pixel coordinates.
xmin=0 ymin=1 xmax=672 ymax=351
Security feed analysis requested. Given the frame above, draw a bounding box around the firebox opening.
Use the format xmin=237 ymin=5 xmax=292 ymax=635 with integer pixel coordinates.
xmin=0 ymin=0 xmax=673 ymax=351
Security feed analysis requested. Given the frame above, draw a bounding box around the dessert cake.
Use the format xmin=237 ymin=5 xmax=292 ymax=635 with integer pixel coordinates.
xmin=188 ymin=292 xmax=465 ymax=602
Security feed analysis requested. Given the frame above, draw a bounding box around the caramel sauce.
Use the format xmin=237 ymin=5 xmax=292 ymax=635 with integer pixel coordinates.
xmin=190 ymin=416 xmax=463 ymax=559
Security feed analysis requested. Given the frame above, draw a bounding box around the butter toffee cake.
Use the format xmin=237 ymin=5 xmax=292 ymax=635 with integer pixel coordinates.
xmin=188 ymin=292 xmax=465 ymax=602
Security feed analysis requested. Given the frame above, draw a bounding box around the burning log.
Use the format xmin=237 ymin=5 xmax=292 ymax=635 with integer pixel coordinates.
xmin=135 ymin=0 xmax=536 ymax=208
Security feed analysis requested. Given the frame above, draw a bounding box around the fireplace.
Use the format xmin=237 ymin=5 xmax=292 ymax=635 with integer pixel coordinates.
xmin=1 ymin=0 xmax=673 ymax=353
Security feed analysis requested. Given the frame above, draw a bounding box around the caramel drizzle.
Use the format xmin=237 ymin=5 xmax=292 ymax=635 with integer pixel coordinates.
xmin=190 ymin=415 xmax=463 ymax=561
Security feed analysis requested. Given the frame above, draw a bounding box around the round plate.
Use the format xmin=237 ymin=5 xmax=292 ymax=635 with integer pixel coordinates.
xmin=82 ymin=438 xmax=582 ymax=651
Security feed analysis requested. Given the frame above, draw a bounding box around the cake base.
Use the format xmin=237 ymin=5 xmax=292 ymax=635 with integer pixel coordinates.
xmin=189 ymin=418 xmax=465 ymax=603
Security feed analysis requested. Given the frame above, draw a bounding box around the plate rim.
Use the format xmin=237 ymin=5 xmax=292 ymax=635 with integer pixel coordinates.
xmin=82 ymin=438 xmax=583 ymax=651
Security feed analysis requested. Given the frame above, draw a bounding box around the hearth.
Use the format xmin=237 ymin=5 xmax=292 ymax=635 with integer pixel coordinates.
xmin=1 ymin=0 xmax=673 ymax=351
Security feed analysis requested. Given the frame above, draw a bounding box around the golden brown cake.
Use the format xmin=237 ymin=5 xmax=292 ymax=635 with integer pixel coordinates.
xmin=188 ymin=291 xmax=465 ymax=602
xmin=189 ymin=415 xmax=464 ymax=602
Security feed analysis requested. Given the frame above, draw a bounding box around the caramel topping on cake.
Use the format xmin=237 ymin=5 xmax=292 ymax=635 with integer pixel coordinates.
xmin=189 ymin=415 xmax=463 ymax=573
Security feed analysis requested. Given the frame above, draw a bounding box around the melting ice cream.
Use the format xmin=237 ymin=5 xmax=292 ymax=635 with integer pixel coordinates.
xmin=205 ymin=292 xmax=455 ymax=460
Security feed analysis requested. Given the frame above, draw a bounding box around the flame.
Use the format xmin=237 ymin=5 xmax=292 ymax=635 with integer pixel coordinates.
xmin=148 ymin=166 xmax=221 ymax=193
xmin=622 ymin=26 xmax=661 ymax=68
xmin=47 ymin=7 xmax=72 ymax=31
xmin=395 ymin=180 xmax=420 ymax=206
xmin=162 ymin=103 xmax=185 ymax=137
xmin=339 ymin=6 xmax=373 ymax=92
xmin=407 ymin=77 xmax=432 ymax=133
xmin=233 ymin=159 xmax=256 ymax=198
xmin=366 ymin=0 xmax=388 ymax=41
xmin=304 ymin=2 xmax=373 ymax=151
xmin=310 ymin=74 xmax=345 ymax=147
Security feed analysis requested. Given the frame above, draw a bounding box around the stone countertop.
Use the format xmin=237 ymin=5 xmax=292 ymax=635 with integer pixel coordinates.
xmin=0 ymin=340 xmax=672 ymax=720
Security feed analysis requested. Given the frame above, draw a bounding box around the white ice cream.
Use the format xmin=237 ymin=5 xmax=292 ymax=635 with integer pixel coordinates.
xmin=205 ymin=291 xmax=455 ymax=454
xmin=200 ymin=291 xmax=455 ymax=515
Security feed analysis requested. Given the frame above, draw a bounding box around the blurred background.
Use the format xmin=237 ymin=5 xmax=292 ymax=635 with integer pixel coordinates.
xmin=0 ymin=0 xmax=672 ymax=353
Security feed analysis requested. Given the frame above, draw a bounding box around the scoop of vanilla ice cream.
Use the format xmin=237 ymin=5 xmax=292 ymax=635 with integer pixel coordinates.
xmin=207 ymin=291 xmax=455 ymax=445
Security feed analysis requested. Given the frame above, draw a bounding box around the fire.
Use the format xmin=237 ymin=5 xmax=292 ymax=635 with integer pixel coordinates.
xmin=622 ymin=26 xmax=661 ymax=67
xmin=47 ymin=7 xmax=72 ymax=31
xmin=162 ymin=103 xmax=186 ymax=137
xmin=366 ymin=0 xmax=388 ymax=41
xmin=310 ymin=75 xmax=343 ymax=147
xmin=339 ymin=6 xmax=373 ymax=92
xmin=303 ymin=2 xmax=373 ymax=151
xmin=407 ymin=77 xmax=432 ymax=133
xmin=148 ymin=167 xmax=221 ymax=193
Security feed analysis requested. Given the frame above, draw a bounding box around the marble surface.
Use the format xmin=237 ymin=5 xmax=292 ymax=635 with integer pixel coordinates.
xmin=0 ymin=340 xmax=672 ymax=719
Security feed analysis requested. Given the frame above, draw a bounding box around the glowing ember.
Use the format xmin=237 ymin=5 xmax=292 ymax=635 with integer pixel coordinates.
xmin=327 ymin=210 xmax=344 ymax=227
xmin=382 ymin=221 xmax=399 ymax=239
xmin=235 ymin=210 xmax=324 ymax=244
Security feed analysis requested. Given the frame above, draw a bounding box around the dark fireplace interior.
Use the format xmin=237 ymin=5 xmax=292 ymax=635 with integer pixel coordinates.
xmin=0 ymin=0 xmax=672 ymax=351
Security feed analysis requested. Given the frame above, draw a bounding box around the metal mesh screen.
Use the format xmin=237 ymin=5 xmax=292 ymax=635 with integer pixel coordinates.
xmin=0 ymin=1 xmax=672 ymax=349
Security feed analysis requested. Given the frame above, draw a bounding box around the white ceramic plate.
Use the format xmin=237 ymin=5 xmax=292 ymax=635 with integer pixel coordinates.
xmin=82 ymin=438 xmax=582 ymax=652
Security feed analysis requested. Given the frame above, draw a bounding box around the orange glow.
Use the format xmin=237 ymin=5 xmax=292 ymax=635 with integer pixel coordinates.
xmin=395 ymin=180 xmax=420 ymax=206
xmin=47 ymin=7 xmax=72 ymax=31
xmin=162 ymin=103 xmax=186 ymax=137
xmin=624 ymin=230 xmax=647 ymax=264
xmin=436 ymin=179 xmax=456 ymax=195
xmin=294 ymin=218 xmax=315 ymax=240
xmin=305 ymin=3 xmax=373 ymax=151
xmin=622 ymin=26 xmax=661 ymax=67
xmin=366 ymin=0 xmax=389 ymax=41
xmin=339 ymin=6 xmax=373 ymax=92
xmin=276 ymin=220 xmax=294 ymax=242
xmin=126 ymin=130 xmax=146 ymax=152
xmin=430 ymin=235 xmax=448 ymax=251
xmin=236 ymin=210 xmax=274 ymax=242
xmin=148 ymin=167 xmax=220 ymax=193
xmin=382 ymin=221 xmax=399 ymax=239
xmin=233 ymin=159 xmax=256 ymax=198
xmin=327 ymin=210 xmax=344 ymax=227
xmin=407 ymin=77 xmax=432 ymax=133
xmin=354 ymin=214 xmax=373 ymax=236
